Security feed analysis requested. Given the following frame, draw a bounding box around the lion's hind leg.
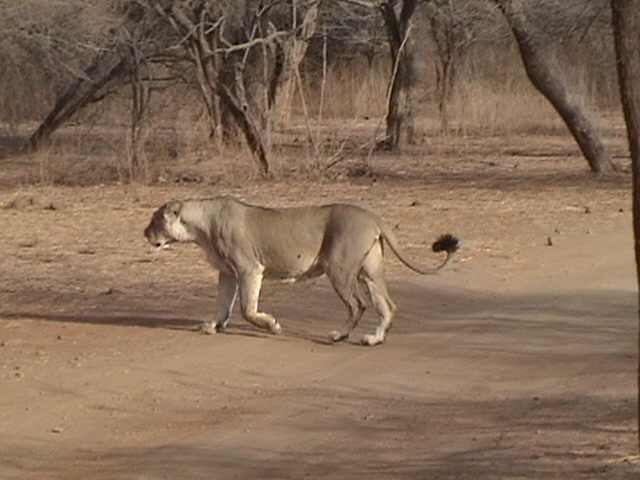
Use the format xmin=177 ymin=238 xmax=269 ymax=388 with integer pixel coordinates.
xmin=359 ymin=241 xmax=396 ymax=346
xmin=327 ymin=273 xmax=366 ymax=343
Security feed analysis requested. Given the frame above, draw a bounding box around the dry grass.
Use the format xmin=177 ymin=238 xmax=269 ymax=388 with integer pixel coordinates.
xmin=0 ymin=46 xmax=624 ymax=186
xmin=302 ymin=60 xmax=389 ymax=119
xmin=447 ymin=82 xmax=567 ymax=136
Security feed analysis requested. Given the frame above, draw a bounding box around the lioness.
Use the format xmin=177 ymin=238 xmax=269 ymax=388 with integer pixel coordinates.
xmin=144 ymin=196 xmax=459 ymax=345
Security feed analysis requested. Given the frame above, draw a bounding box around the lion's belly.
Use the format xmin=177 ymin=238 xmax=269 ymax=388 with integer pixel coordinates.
xmin=262 ymin=253 xmax=323 ymax=281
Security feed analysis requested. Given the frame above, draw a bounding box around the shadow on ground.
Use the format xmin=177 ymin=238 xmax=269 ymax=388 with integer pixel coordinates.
xmin=0 ymin=281 xmax=636 ymax=343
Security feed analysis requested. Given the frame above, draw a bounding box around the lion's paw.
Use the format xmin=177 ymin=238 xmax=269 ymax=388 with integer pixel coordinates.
xmin=270 ymin=322 xmax=282 ymax=335
xmin=329 ymin=331 xmax=348 ymax=342
xmin=200 ymin=323 xmax=218 ymax=335
xmin=361 ymin=334 xmax=384 ymax=346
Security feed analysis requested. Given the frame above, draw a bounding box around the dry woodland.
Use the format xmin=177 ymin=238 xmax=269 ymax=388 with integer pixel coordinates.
xmin=0 ymin=1 xmax=638 ymax=479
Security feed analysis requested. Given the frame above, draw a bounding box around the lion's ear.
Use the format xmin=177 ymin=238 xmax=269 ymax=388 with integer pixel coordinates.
xmin=164 ymin=201 xmax=183 ymax=221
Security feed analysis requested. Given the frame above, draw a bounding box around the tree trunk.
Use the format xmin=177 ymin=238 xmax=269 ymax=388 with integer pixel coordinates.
xmin=218 ymin=82 xmax=270 ymax=176
xmin=28 ymin=53 xmax=128 ymax=150
xmin=379 ymin=0 xmax=418 ymax=150
xmin=154 ymin=2 xmax=270 ymax=175
xmin=428 ymin=0 xmax=458 ymax=135
xmin=495 ymin=0 xmax=615 ymax=174
xmin=269 ymin=2 xmax=319 ymax=127
xmin=611 ymin=0 xmax=640 ymax=450
xmin=126 ymin=43 xmax=151 ymax=182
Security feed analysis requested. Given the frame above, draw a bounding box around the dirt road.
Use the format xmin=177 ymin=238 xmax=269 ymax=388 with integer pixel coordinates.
xmin=0 ymin=168 xmax=638 ymax=479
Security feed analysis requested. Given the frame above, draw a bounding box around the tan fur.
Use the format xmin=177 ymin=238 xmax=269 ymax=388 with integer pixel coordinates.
xmin=144 ymin=196 xmax=457 ymax=345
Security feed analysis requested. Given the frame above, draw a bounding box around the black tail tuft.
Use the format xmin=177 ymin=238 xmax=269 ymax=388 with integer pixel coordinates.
xmin=432 ymin=234 xmax=460 ymax=254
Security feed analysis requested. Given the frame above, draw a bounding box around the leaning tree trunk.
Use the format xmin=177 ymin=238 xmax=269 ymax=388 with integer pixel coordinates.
xmin=268 ymin=2 xmax=319 ymax=127
xmin=153 ymin=2 xmax=271 ymax=176
xmin=611 ymin=0 xmax=640 ymax=450
xmin=27 ymin=52 xmax=128 ymax=150
xmin=379 ymin=0 xmax=418 ymax=150
xmin=218 ymin=70 xmax=270 ymax=176
xmin=495 ymin=0 xmax=616 ymax=174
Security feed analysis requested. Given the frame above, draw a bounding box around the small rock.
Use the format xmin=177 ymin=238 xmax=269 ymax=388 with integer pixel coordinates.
xmin=546 ymin=237 xmax=553 ymax=247
xmin=52 ymin=426 xmax=64 ymax=434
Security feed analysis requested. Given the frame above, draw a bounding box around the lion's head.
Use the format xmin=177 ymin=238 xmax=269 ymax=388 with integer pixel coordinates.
xmin=144 ymin=201 xmax=195 ymax=248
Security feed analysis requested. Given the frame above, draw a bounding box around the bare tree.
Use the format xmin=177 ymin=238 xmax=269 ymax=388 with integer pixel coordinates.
xmin=379 ymin=0 xmax=418 ymax=150
xmin=0 ymin=1 xmax=116 ymax=126
xmin=149 ymin=0 xmax=322 ymax=176
xmin=26 ymin=1 xmax=165 ymax=153
xmin=27 ymin=53 xmax=129 ymax=151
xmin=24 ymin=0 xmax=320 ymax=178
xmin=318 ymin=0 xmax=387 ymax=64
xmin=611 ymin=0 xmax=640 ymax=449
xmin=150 ymin=1 xmax=275 ymax=174
xmin=426 ymin=0 xmax=459 ymax=134
xmin=269 ymin=0 xmax=319 ymax=128
xmin=425 ymin=0 xmax=494 ymax=134
xmin=493 ymin=0 xmax=616 ymax=174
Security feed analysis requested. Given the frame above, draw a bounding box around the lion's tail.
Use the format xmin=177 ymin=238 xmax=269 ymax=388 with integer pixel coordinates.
xmin=378 ymin=220 xmax=459 ymax=275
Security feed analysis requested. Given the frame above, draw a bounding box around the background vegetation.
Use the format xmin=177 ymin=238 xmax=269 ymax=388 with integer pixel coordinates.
xmin=0 ymin=0 xmax=625 ymax=184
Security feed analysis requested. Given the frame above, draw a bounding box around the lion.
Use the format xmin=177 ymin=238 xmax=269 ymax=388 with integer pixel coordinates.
xmin=144 ymin=196 xmax=459 ymax=345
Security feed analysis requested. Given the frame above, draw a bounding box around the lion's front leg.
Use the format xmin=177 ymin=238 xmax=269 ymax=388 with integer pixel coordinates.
xmin=201 ymin=271 xmax=238 ymax=334
xmin=238 ymin=270 xmax=282 ymax=334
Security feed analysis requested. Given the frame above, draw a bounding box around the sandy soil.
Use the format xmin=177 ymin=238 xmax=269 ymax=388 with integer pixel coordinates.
xmin=0 ymin=149 xmax=638 ymax=479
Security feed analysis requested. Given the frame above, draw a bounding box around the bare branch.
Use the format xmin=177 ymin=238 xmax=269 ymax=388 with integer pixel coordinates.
xmin=215 ymin=31 xmax=288 ymax=54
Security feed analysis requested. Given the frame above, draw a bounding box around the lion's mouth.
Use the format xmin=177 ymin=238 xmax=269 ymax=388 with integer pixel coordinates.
xmin=148 ymin=237 xmax=172 ymax=250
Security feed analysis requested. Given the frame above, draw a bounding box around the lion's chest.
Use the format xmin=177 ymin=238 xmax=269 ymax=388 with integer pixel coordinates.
xmin=203 ymin=243 xmax=234 ymax=275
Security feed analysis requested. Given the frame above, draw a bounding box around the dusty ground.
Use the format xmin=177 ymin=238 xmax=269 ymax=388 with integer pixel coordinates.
xmin=0 ymin=140 xmax=639 ymax=479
